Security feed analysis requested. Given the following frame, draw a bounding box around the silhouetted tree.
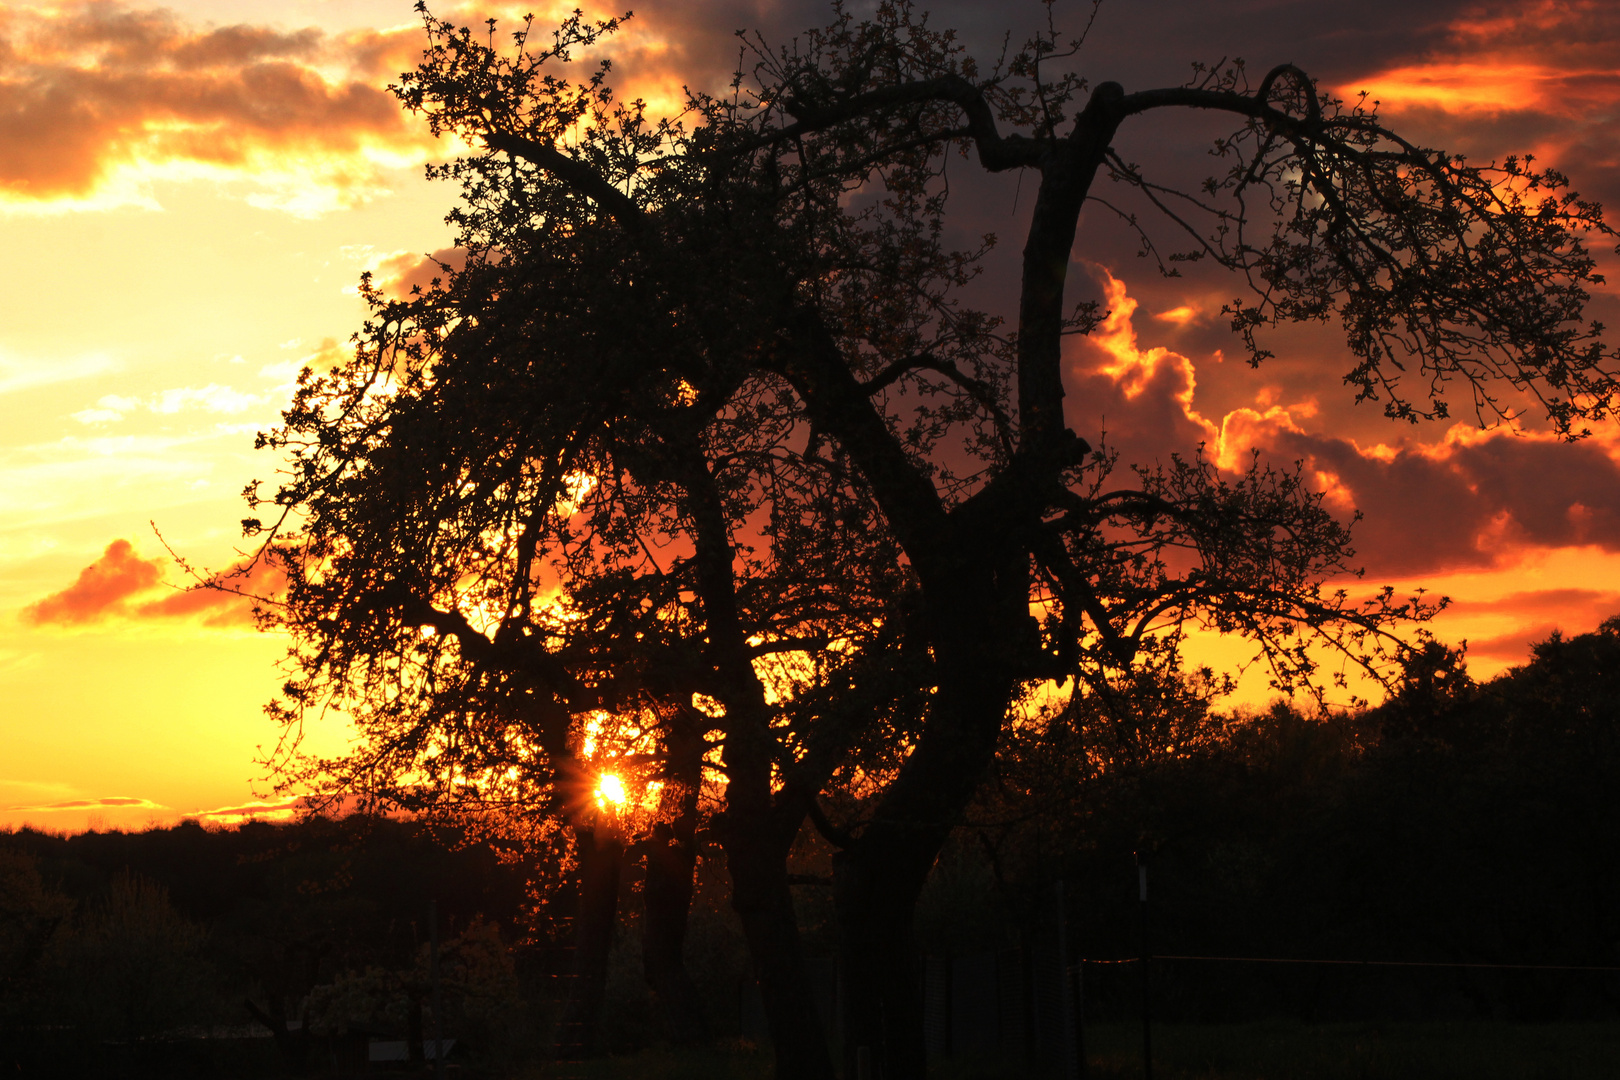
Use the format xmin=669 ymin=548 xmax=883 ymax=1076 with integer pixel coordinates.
xmin=0 ymin=848 xmax=71 ymax=1072
xmin=1380 ymin=638 xmax=1474 ymax=744
xmin=48 ymin=872 xmax=213 ymax=1043
xmin=244 ymin=4 xmax=1620 ymax=1077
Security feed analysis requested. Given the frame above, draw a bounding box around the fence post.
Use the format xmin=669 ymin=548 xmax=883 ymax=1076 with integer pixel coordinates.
xmin=430 ymin=899 xmax=446 ymax=1080
xmin=1054 ymin=880 xmax=1084 ymax=1080
xmin=1138 ymin=856 xmax=1152 ymax=1080
xmin=1072 ymin=958 xmax=1088 ymax=1080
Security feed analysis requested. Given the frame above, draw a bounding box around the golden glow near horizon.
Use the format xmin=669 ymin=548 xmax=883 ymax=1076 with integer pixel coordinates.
xmin=3 ymin=0 xmax=1620 ymax=834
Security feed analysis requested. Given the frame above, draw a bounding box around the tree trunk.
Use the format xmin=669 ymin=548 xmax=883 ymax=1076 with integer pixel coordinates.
xmin=556 ymin=818 xmax=624 ymax=1058
xmin=821 ymin=110 xmax=1124 ymax=1080
xmin=834 ymin=848 xmax=929 ymax=1080
xmin=726 ymin=811 xmax=836 ymax=1080
xmin=407 ymin=992 xmax=425 ymax=1067
xmin=643 ymin=818 xmax=707 ymax=1043
xmin=643 ymin=705 xmax=709 ymax=1044
xmin=244 ymin=994 xmax=310 ymax=1074
xmin=835 ymin=579 xmax=1022 ymax=1080
xmin=682 ymin=444 xmax=835 ymax=1079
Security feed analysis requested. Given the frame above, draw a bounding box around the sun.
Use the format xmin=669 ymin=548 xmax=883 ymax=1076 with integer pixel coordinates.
xmin=595 ymin=772 xmax=626 ymax=809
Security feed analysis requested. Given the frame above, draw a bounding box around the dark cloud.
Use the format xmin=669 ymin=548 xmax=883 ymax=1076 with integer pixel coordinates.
xmin=1008 ymin=0 xmax=1620 ymax=593
xmin=1448 ymin=588 xmax=1620 ymax=661
xmin=1466 ymin=621 xmax=1561 ymax=662
xmin=1267 ymin=427 xmax=1620 ymax=577
xmin=1061 ymin=267 xmax=1620 ymax=584
xmin=619 ymin=0 xmax=1468 ymax=92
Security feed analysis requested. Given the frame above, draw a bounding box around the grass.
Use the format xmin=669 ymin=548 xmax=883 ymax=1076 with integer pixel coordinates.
xmin=523 ymin=1039 xmax=772 ymax=1080
xmin=521 ymin=1022 xmax=1620 ymax=1080
xmin=951 ymin=1020 xmax=1620 ymax=1080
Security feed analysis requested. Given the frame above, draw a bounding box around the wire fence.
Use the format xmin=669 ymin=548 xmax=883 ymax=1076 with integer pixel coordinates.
xmin=1080 ymin=955 xmax=1620 ymax=972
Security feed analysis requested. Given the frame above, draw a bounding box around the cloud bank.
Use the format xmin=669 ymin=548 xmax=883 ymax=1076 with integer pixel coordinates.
xmin=1061 ymin=264 xmax=1620 ymax=671
xmin=0 ymin=1 xmax=431 ymax=213
xmin=1067 ymin=270 xmax=1620 ymax=582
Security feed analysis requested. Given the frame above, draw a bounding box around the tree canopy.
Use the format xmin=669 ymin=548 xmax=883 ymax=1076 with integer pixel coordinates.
xmin=244 ymin=4 xmax=1620 ymax=1077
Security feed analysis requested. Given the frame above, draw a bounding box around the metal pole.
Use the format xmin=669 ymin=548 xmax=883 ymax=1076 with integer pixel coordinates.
xmin=1073 ymin=959 xmax=1088 ymax=1080
xmin=431 ymin=899 xmax=446 ymax=1080
xmin=1138 ymin=858 xmax=1152 ymax=1080
xmin=1060 ymin=877 xmax=1087 ymax=1080
xmin=1055 ymin=880 xmax=1078 ymax=1080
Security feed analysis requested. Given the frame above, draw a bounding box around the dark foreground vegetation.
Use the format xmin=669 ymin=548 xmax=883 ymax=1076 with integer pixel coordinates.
xmin=545 ymin=1022 xmax=1620 ymax=1080
xmin=2 ymin=622 xmax=1618 ymax=1077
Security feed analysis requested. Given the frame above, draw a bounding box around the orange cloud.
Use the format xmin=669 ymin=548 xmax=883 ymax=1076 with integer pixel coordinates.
xmin=1153 ymin=304 xmax=1200 ymax=326
xmin=184 ymin=793 xmax=372 ymax=825
xmin=1328 ymin=0 xmax=1620 ymax=220
xmin=1345 ymin=1 xmax=1620 ymax=119
xmin=371 ymin=246 xmax=469 ymax=300
xmin=1452 ymin=586 xmax=1620 ymax=623
xmin=1467 ymin=623 xmax=1563 ymax=662
xmin=1229 ymin=422 xmax=1620 ymax=577
xmin=0 ymin=0 xmax=848 ymax=214
xmin=1067 ymin=270 xmax=1338 ymax=475
xmin=3 ymin=794 xmax=166 ymax=812
xmin=1068 ymin=270 xmax=1219 ymax=456
xmin=184 ymin=795 xmax=301 ymax=825
xmin=21 ymin=538 xmax=163 ymax=625
xmin=0 ymin=2 xmax=433 ymax=212
xmin=1067 ymin=271 xmax=1620 ymax=580
xmin=0 ymin=1 xmax=789 ymax=214
xmin=22 ymin=538 xmax=280 ymax=628
xmin=1351 ymin=60 xmax=1620 ymax=118
xmin=135 ymin=554 xmax=281 ymax=625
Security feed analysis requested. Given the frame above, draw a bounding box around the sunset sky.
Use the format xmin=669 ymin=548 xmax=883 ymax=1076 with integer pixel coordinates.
xmin=5 ymin=0 xmax=1620 ymax=833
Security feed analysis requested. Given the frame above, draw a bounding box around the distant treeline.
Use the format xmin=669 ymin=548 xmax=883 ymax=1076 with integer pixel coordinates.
xmin=0 ymin=815 xmax=535 ymax=1076
xmin=2 ymin=622 xmax=1617 ymax=1075
xmin=919 ymin=618 xmax=1620 ymax=1025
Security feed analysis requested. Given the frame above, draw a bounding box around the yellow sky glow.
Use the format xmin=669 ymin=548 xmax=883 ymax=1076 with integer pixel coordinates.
xmin=4 ymin=0 xmax=1620 ymax=833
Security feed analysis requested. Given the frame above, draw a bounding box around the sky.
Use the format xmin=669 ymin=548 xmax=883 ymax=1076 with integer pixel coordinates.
xmin=4 ymin=0 xmax=1620 ymax=832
